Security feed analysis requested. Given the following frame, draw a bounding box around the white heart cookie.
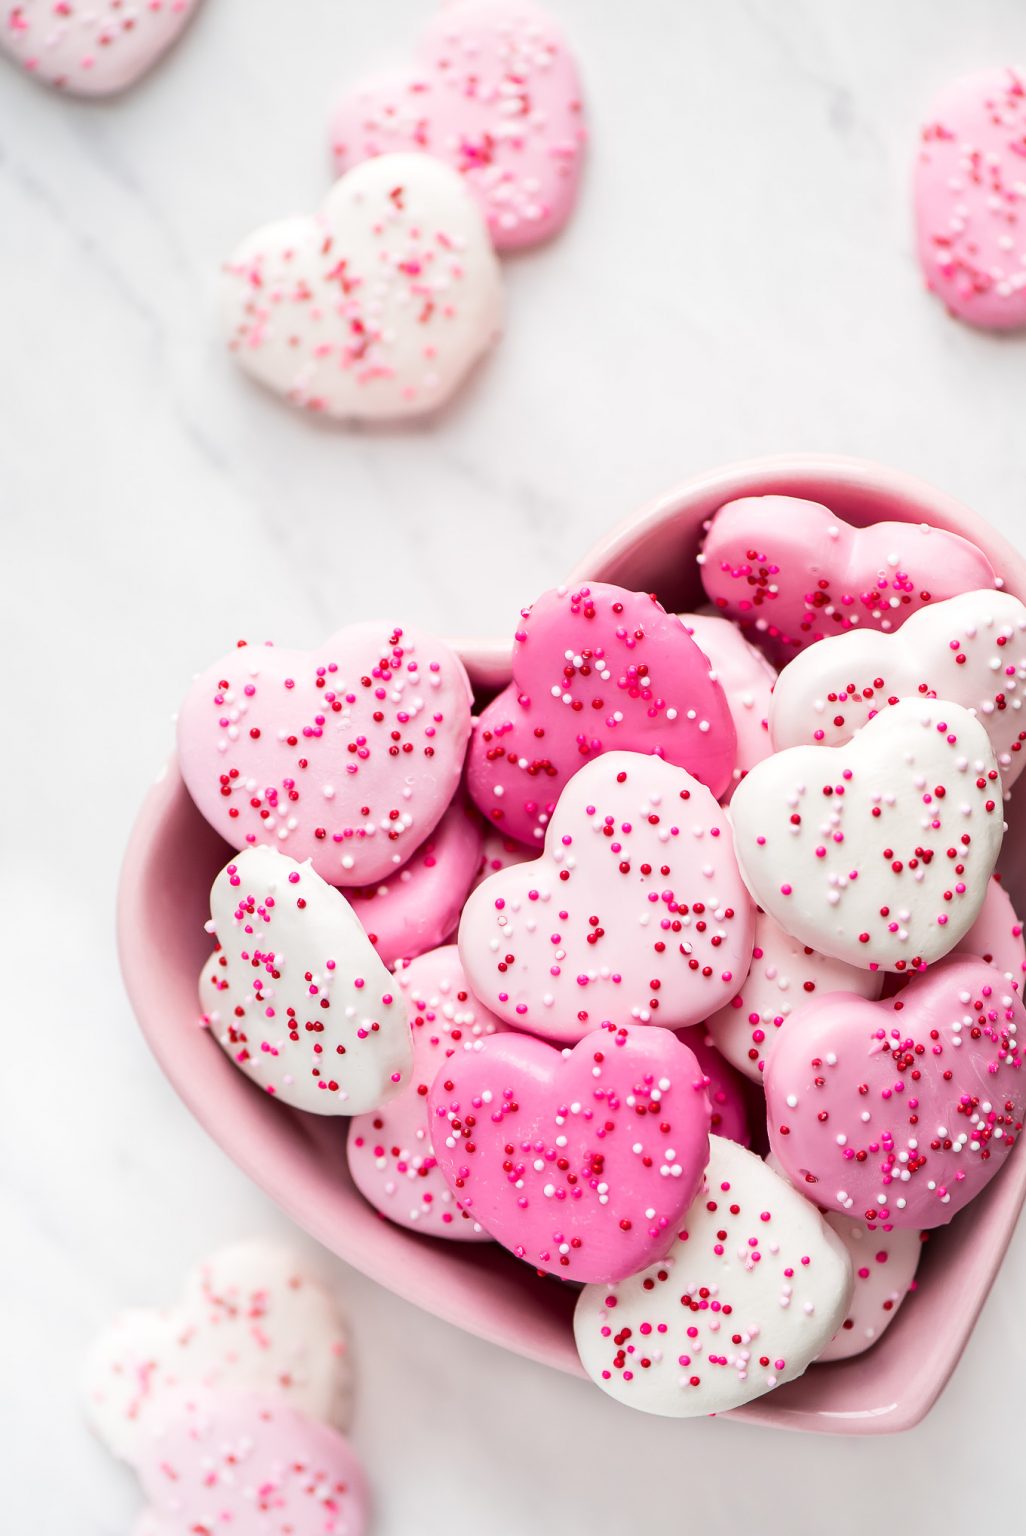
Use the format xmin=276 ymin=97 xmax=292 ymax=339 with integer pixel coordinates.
xmin=682 ymin=612 xmax=777 ymax=799
xmin=706 ymin=907 xmax=884 ymax=1081
xmin=0 ymin=0 xmax=198 ymax=96
xmin=82 ymin=1241 xmax=350 ymax=1464
xmin=222 ymin=153 xmax=503 ymax=422
xmin=729 ymin=698 xmax=1004 ymax=972
xmin=573 ymin=1137 xmax=853 ymax=1417
xmin=201 ymin=846 xmax=412 ymax=1114
xmin=770 ymin=590 xmax=1026 ymax=788
xmin=816 ymin=1214 xmax=923 ymax=1363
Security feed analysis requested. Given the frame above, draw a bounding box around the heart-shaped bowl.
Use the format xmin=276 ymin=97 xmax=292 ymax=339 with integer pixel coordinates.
xmin=119 ymin=454 xmax=1026 ymax=1434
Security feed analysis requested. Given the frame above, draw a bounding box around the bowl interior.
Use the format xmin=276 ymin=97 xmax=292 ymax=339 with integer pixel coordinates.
xmin=119 ymin=456 xmax=1026 ymax=1434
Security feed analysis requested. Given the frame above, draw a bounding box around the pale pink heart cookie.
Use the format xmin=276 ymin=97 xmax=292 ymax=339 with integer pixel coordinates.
xmin=200 ymin=847 xmax=411 ymax=1115
xmin=915 ymin=68 xmax=1026 ymax=331
xmin=699 ymin=497 xmax=997 ymax=656
xmin=680 ymin=1030 xmax=754 ymax=1147
xmin=471 ymin=819 xmax=534 ymax=890
xmin=765 ymin=956 xmax=1026 ymax=1228
xmin=466 ymin=583 xmax=737 ymax=848
xmin=177 ymin=620 xmax=473 ymax=886
xmin=770 ymin=590 xmax=1026 ymax=788
xmin=706 ymin=908 xmax=884 ymax=1083
xmin=330 ymin=0 xmax=586 ymax=251
xmin=135 ymin=1391 xmax=370 ymax=1536
xmin=730 ymin=698 xmax=1004 ymax=973
xmin=1 ymin=0 xmax=198 ymax=96
xmin=347 ymin=945 xmax=506 ymax=1239
xmin=681 ymin=612 xmax=776 ymax=798
xmin=573 ymin=1136 xmax=853 ymax=1417
xmin=82 ymin=1242 xmax=351 ymax=1465
xmin=955 ymin=874 xmax=1026 ymax=991
xmin=459 ymin=750 xmax=754 ymax=1040
xmin=223 ymin=153 xmax=503 ymax=422
xmin=816 ymin=1215 xmax=923 ymax=1362
xmin=428 ymin=1022 xmax=710 ymax=1282
xmin=347 ymin=798 xmax=482 ymax=967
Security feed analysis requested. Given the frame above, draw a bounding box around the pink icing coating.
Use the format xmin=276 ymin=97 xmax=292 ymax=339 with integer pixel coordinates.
xmin=428 ymin=1021 xmax=710 ymax=1282
xmin=0 ymin=0 xmax=197 ymax=96
xmin=466 ymin=583 xmax=737 ymax=848
xmin=914 ymin=67 xmax=1026 ymax=331
xmin=329 ymin=0 xmax=586 ymax=251
xmin=681 ymin=611 xmax=777 ymax=799
xmin=177 ymin=621 xmax=473 ymax=885
xmin=765 ymin=956 xmax=1026 ymax=1228
xmin=699 ymin=497 xmax=997 ymax=656
xmin=347 ymin=945 xmax=506 ymax=1240
xmin=955 ymin=873 xmax=1026 ymax=991
xmin=679 ymin=1030 xmax=754 ymax=1147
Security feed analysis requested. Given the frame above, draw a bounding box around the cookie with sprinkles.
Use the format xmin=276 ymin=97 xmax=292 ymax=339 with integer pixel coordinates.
xmin=955 ymin=873 xmax=1026 ymax=991
xmin=82 ymin=1242 xmax=351 ymax=1465
xmin=914 ymin=68 xmax=1026 ymax=331
xmin=0 ymin=0 xmax=199 ymax=95
xmin=680 ymin=612 xmax=777 ymax=799
xmin=678 ymin=1030 xmax=754 ymax=1147
xmin=765 ymin=955 xmax=1026 ymax=1228
xmin=729 ymin=697 xmax=1005 ymax=973
xmin=770 ymin=589 xmax=1026 ymax=788
xmin=428 ymin=1021 xmax=711 ymax=1282
xmin=699 ymin=497 xmax=997 ymax=655
xmin=330 ymin=0 xmax=586 ymax=251
xmin=347 ymin=945 xmax=506 ymax=1239
xmin=815 ymin=1215 xmax=923 ymax=1362
xmin=459 ymin=750 xmax=754 ymax=1040
xmin=573 ymin=1136 xmax=853 ymax=1417
xmin=465 ymin=584 xmax=737 ymax=848
xmin=201 ymin=846 xmax=412 ymax=1115
xmin=134 ymin=1390 xmax=370 ymax=1536
xmin=177 ymin=620 xmax=473 ymax=886
xmin=222 ymin=152 xmax=503 ymax=422
xmin=706 ymin=907 xmax=884 ymax=1083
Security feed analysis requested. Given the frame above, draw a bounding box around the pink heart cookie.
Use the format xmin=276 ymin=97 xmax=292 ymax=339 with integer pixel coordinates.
xmin=135 ymin=1391 xmax=370 ymax=1536
xmin=681 ymin=1030 xmax=754 ymax=1147
xmin=816 ymin=1215 xmax=923 ymax=1363
xmin=706 ymin=908 xmax=884 ymax=1083
xmin=765 ymin=956 xmax=1026 ymax=1227
xmin=329 ymin=0 xmax=586 ymax=251
xmin=201 ymin=847 xmax=411 ymax=1115
xmin=466 ymin=583 xmax=737 ymax=848
xmin=222 ymin=153 xmax=503 ymax=422
xmin=347 ymin=798 xmax=483 ymax=967
xmin=1 ymin=0 xmax=198 ymax=96
xmin=428 ymin=1022 xmax=710 ymax=1282
xmin=459 ymin=750 xmax=754 ymax=1040
xmin=177 ymin=620 xmax=473 ymax=886
xmin=699 ymin=497 xmax=997 ymax=655
xmin=681 ymin=612 xmax=777 ymax=799
xmin=915 ymin=68 xmax=1026 ymax=331
xmin=730 ymin=698 xmax=1005 ymax=973
xmin=82 ymin=1242 xmax=351 ymax=1464
xmin=956 ymin=874 xmax=1026 ymax=991
xmin=347 ymin=945 xmax=506 ymax=1239
xmin=573 ymin=1136 xmax=853 ymax=1417
xmin=770 ymin=590 xmax=1026 ymax=788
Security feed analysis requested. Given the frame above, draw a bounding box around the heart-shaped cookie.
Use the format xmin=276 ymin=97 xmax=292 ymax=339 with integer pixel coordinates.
xmin=681 ymin=611 xmax=777 ymax=799
xmin=815 ymin=1214 xmax=923 ymax=1362
xmin=956 ymin=874 xmax=1026 ymax=990
xmin=222 ymin=153 xmax=503 ymax=421
xmin=348 ymin=797 xmax=482 ymax=967
xmin=459 ymin=750 xmax=754 ymax=1040
xmin=465 ymin=583 xmax=737 ymax=848
xmin=330 ymin=0 xmax=586 ymax=251
xmin=770 ymin=590 xmax=1026 ymax=787
xmin=82 ymin=1242 xmax=350 ymax=1464
xmin=201 ymin=846 xmax=411 ymax=1115
xmin=347 ymin=945 xmax=506 ymax=1239
xmin=915 ymin=68 xmax=1026 ymax=331
xmin=428 ymin=1021 xmax=711 ymax=1282
xmin=680 ymin=1030 xmax=754 ymax=1146
xmin=706 ymin=908 xmax=884 ymax=1082
xmin=177 ymin=620 xmax=473 ymax=886
xmin=729 ymin=697 xmax=1004 ymax=972
xmin=134 ymin=1391 xmax=370 ymax=1536
xmin=700 ymin=497 xmax=997 ymax=655
xmin=573 ymin=1136 xmax=853 ymax=1416
xmin=1 ymin=0 xmax=198 ymax=95
xmin=765 ymin=956 xmax=1026 ymax=1227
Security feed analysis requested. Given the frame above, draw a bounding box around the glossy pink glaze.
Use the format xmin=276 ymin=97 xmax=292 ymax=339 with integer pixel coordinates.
xmin=120 ymin=455 xmax=1026 ymax=1434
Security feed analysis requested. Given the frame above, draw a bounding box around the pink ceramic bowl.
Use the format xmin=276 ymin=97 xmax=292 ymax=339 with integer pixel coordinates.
xmin=119 ymin=455 xmax=1026 ymax=1434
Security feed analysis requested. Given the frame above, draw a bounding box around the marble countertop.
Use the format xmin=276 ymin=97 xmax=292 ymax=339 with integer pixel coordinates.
xmin=6 ymin=1 xmax=1026 ymax=1530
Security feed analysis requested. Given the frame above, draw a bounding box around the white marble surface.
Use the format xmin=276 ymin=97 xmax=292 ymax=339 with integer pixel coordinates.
xmin=6 ymin=1 xmax=1026 ymax=1530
